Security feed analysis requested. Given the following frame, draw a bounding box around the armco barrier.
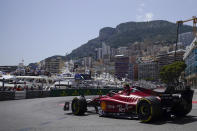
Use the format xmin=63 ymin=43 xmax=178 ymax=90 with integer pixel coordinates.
xmin=50 ymin=88 xmax=123 ymax=97
xmin=0 ymin=91 xmax=15 ymax=101
xmin=15 ymin=91 xmax=26 ymax=100
xmin=26 ymin=91 xmax=51 ymax=99
xmin=42 ymin=91 xmax=51 ymax=97
xmin=0 ymin=89 xmax=122 ymax=101
xmin=26 ymin=91 xmax=42 ymax=99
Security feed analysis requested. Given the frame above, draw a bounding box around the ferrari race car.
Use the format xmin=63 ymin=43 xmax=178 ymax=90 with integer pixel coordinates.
xmin=63 ymin=85 xmax=194 ymax=123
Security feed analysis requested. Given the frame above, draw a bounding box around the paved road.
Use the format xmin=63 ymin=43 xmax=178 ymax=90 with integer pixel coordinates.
xmin=0 ymin=96 xmax=197 ymax=131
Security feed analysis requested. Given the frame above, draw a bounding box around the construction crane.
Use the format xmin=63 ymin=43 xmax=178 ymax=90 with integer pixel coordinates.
xmin=175 ymin=16 xmax=197 ymax=60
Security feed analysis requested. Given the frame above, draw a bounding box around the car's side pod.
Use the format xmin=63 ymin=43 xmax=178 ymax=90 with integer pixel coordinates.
xmin=136 ymin=96 xmax=162 ymax=123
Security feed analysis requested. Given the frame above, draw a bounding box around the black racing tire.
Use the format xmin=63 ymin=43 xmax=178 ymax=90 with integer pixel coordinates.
xmin=71 ymin=96 xmax=87 ymax=115
xmin=137 ymin=97 xmax=162 ymax=123
xmin=173 ymin=98 xmax=192 ymax=117
xmin=173 ymin=89 xmax=193 ymax=117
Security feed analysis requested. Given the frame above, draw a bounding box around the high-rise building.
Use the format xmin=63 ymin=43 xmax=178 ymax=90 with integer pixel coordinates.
xmin=102 ymin=42 xmax=111 ymax=57
xmin=179 ymin=32 xmax=195 ymax=47
xmin=128 ymin=42 xmax=143 ymax=57
xmin=128 ymin=63 xmax=134 ymax=80
xmin=115 ymin=55 xmax=129 ymax=80
xmin=183 ymin=38 xmax=197 ymax=88
xmin=156 ymin=49 xmax=185 ymax=69
xmin=110 ymin=48 xmax=117 ymax=60
xmin=138 ymin=62 xmax=159 ymax=81
xmin=127 ymin=56 xmax=138 ymax=81
xmin=97 ymin=48 xmax=102 ymax=60
xmin=102 ymin=42 xmax=111 ymax=59
xmin=83 ymin=57 xmax=92 ymax=68
xmin=45 ymin=57 xmax=64 ymax=74
xmin=133 ymin=64 xmax=138 ymax=81
xmin=117 ymin=47 xmax=128 ymax=56
xmin=95 ymin=42 xmax=111 ymax=61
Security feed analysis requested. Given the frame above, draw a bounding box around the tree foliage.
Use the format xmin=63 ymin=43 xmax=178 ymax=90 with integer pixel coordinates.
xmin=160 ymin=61 xmax=186 ymax=85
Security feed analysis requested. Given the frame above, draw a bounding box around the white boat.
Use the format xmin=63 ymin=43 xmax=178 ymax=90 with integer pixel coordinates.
xmin=0 ymin=74 xmax=15 ymax=90
xmin=13 ymin=76 xmax=55 ymax=90
xmin=52 ymin=80 xmax=73 ymax=89
xmin=52 ymin=64 xmax=76 ymax=89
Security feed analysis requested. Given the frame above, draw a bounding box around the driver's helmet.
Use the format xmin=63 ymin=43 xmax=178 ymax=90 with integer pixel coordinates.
xmin=123 ymin=83 xmax=130 ymax=90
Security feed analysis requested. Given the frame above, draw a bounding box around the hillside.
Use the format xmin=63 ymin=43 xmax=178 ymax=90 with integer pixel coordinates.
xmin=66 ymin=20 xmax=193 ymax=59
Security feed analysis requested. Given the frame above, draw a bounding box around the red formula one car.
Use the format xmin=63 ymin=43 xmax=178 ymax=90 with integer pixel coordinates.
xmin=63 ymin=85 xmax=194 ymax=123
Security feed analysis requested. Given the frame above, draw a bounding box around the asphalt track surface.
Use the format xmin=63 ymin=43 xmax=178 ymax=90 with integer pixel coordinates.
xmin=0 ymin=96 xmax=197 ymax=131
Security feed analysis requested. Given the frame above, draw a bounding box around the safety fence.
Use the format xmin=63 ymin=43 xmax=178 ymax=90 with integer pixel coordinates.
xmin=0 ymin=88 xmax=123 ymax=101
xmin=50 ymin=88 xmax=122 ymax=97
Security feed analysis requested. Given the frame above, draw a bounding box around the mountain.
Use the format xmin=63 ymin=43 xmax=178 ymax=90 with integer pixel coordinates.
xmin=66 ymin=20 xmax=193 ymax=60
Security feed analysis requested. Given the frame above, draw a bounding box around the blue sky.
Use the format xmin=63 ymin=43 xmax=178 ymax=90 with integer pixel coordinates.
xmin=0 ymin=0 xmax=197 ymax=65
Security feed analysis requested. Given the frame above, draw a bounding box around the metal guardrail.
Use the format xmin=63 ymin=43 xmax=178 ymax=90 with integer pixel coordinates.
xmin=1 ymin=88 xmax=197 ymax=101
xmin=26 ymin=91 xmax=50 ymax=99
xmin=50 ymin=88 xmax=123 ymax=97
xmin=0 ymin=88 xmax=123 ymax=101
xmin=0 ymin=91 xmax=15 ymax=101
xmin=15 ymin=91 xmax=26 ymax=100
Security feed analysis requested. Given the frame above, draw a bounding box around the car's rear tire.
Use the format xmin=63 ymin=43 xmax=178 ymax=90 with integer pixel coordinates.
xmin=173 ymin=89 xmax=193 ymax=117
xmin=173 ymin=98 xmax=192 ymax=117
xmin=71 ymin=96 xmax=87 ymax=115
xmin=137 ymin=97 xmax=162 ymax=123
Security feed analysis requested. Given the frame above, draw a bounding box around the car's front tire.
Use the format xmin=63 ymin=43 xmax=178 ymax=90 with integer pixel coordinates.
xmin=71 ymin=96 xmax=87 ymax=115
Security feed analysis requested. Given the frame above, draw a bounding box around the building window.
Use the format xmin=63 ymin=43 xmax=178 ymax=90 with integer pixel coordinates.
xmin=196 ymin=66 xmax=197 ymax=73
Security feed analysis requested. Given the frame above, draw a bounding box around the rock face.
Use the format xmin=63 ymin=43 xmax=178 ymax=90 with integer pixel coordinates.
xmin=66 ymin=20 xmax=193 ymax=60
xmin=99 ymin=27 xmax=116 ymax=40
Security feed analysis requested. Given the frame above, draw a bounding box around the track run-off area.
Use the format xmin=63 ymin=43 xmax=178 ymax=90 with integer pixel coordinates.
xmin=0 ymin=95 xmax=197 ymax=131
